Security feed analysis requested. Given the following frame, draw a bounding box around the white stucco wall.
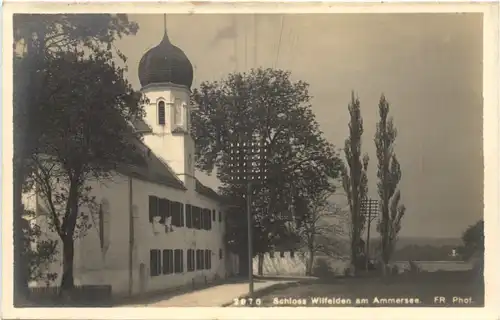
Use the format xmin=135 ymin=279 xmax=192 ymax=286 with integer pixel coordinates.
xmin=27 ymin=170 xmax=231 ymax=297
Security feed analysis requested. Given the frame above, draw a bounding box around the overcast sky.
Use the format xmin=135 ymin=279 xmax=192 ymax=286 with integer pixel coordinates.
xmin=115 ymin=13 xmax=483 ymax=239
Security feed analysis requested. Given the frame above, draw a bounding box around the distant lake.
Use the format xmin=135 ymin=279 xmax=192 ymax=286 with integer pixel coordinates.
xmin=393 ymin=260 xmax=474 ymax=272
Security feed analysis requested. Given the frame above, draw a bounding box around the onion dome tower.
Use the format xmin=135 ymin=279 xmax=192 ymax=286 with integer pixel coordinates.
xmin=138 ymin=29 xmax=194 ymax=89
xmin=138 ymin=14 xmax=196 ymax=189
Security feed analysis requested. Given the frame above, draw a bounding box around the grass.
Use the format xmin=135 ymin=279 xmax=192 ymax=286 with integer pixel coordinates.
xmin=249 ymin=271 xmax=484 ymax=307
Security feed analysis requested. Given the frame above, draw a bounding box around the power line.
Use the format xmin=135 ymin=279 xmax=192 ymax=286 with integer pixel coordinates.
xmin=274 ymin=15 xmax=284 ymax=68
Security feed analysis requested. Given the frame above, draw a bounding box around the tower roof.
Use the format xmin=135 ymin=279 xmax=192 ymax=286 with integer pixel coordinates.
xmin=138 ymin=30 xmax=194 ymax=89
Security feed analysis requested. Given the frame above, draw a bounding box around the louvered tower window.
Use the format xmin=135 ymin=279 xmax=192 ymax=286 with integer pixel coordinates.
xmin=158 ymin=101 xmax=166 ymax=125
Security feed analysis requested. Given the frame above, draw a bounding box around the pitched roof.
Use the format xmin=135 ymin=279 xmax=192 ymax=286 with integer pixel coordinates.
xmin=128 ymin=121 xmax=224 ymax=202
xmin=116 ymin=137 xmax=186 ymax=190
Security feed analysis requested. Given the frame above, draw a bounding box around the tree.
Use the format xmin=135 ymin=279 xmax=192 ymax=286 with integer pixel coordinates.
xmin=341 ymin=92 xmax=369 ymax=276
xmin=25 ymin=51 xmax=144 ymax=291
xmin=457 ymin=220 xmax=484 ymax=261
xmin=13 ymin=14 xmax=138 ymax=301
xmin=191 ymin=68 xmax=342 ymax=274
xmin=374 ymin=94 xmax=406 ymax=275
xmin=22 ymin=209 xmax=59 ymax=284
xmin=297 ymin=191 xmax=348 ymax=275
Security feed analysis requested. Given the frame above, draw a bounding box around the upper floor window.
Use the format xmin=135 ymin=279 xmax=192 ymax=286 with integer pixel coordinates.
xmin=158 ymin=101 xmax=166 ymax=125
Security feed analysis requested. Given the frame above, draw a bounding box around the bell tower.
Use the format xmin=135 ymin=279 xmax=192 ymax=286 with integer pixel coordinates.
xmin=138 ymin=15 xmax=196 ymax=190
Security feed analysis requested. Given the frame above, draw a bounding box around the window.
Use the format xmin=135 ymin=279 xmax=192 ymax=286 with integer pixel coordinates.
xmin=204 ymin=250 xmax=212 ymax=270
xmin=186 ymin=204 xmax=192 ymax=228
xmin=149 ymin=196 xmax=158 ymax=223
xmin=174 ymin=249 xmax=184 ymax=273
xmin=218 ymin=211 xmax=222 ymax=222
xmin=290 ymin=250 xmax=295 ymax=259
xmin=270 ymin=251 xmax=275 ymax=259
xmin=158 ymin=198 xmax=170 ymax=224
xmin=162 ymin=249 xmax=173 ymax=274
xmin=212 ymin=210 xmax=216 ymax=222
xmin=202 ymin=209 xmax=212 ymax=230
xmin=193 ymin=206 xmax=201 ymax=230
xmin=171 ymin=202 xmax=184 ymax=227
xmin=158 ymin=101 xmax=166 ymax=125
xmin=280 ymin=251 xmax=285 ymax=258
xmin=219 ymin=248 xmax=223 ymax=260
xmin=180 ymin=203 xmax=185 ymax=226
xmin=150 ymin=249 xmax=161 ymax=276
xmin=196 ymin=249 xmax=204 ymax=270
xmin=187 ymin=249 xmax=195 ymax=271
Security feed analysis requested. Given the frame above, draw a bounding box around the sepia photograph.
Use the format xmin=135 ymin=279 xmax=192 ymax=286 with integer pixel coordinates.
xmin=2 ymin=2 xmax=499 ymax=319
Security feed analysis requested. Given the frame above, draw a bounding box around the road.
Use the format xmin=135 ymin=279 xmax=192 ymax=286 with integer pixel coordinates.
xmin=230 ymin=271 xmax=484 ymax=308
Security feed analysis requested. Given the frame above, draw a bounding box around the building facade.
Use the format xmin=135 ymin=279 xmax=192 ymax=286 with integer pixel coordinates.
xmin=24 ymin=27 xmax=239 ymax=297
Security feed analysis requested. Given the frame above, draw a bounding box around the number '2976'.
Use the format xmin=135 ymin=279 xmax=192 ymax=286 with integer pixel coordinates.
xmin=233 ymin=298 xmax=262 ymax=306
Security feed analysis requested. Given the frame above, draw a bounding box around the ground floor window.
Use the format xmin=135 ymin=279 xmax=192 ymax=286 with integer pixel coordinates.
xmin=174 ymin=249 xmax=184 ymax=273
xmin=187 ymin=249 xmax=195 ymax=271
xmin=196 ymin=249 xmax=204 ymax=270
xmin=204 ymin=250 xmax=212 ymax=269
xmin=150 ymin=249 xmax=161 ymax=276
xmin=219 ymin=248 xmax=223 ymax=260
xmin=162 ymin=249 xmax=174 ymax=274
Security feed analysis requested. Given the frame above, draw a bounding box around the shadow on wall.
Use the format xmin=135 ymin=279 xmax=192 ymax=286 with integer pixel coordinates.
xmin=252 ymin=252 xmax=349 ymax=276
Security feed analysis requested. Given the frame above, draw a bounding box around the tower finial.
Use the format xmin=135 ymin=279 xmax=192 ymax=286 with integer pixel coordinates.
xmin=162 ymin=13 xmax=170 ymax=42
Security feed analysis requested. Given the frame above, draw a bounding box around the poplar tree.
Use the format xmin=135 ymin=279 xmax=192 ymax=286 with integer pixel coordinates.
xmin=341 ymin=91 xmax=369 ymax=276
xmin=374 ymin=94 xmax=406 ymax=275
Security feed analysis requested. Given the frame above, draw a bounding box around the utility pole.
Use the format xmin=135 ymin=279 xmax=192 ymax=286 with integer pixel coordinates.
xmin=227 ymin=139 xmax=269 ymax=299
xmin=361 ymin=198 xmax=379 ymax=270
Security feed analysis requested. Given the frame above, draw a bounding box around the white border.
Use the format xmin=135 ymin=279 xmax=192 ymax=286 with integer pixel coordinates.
xmin=2 ymin=2 xmax=499 ymax=320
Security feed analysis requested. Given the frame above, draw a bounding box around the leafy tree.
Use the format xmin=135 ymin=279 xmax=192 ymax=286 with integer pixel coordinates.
xmin=13 ymin=14 xmax=138 ymax=300
xmin=22 ymin=209 xmax=59 ymax=284
xmin=191 ymin=68 xmax=342 ymax=275
xmin=297 ymin=191 xmax=348 ymax=275
xmin=341 ymin=92 xmax=369 ymax=276
xmin=457 ymin=220 xmax=484 ymax=261
xmin=374 ymin=94 xmax=406 ymax=275
xmin=25 ymin=51 xmax=144 ymax=291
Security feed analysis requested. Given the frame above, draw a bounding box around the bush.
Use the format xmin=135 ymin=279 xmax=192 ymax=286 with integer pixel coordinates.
xmin=312 ymin=257 xmax=336 ymax=278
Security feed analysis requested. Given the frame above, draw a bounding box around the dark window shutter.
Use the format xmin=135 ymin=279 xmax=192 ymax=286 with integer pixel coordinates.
xmin=195 ymin=207 xmax=201 ymax=230
xmin=170 ymin=202 xmax=178 ymax=226
xmin=218 ymin=211 xmax=222 ymax=222
xmin=174 ymin=249 xmax=182 ymax=273
xmin=149 ymin=196 xmax=158 ymax=223
xmin=219 ymin=248 xmax=223 ymax=260
xmin=212 ymin=210 xmax=216 ymax=221
xmin=208 ymin=210 xmax=212 ymax=230
xmin=186 ymin=204 xmax=192 ymax=228
xmin=150 ymin=250 xmax=156 ymax=276
xmin=162 ymin=249 xmax=168 ymax=274
xmin=180 ymin=203 xmax=185 ymax=226
xmin=187 ymin=249 xmax=192 ymax=271
xmin=204 ymin=250 xmax=211 ymax=269
xmin=158 ymin=198 xmax=168 ymax=224
xmin=196 ymin=250 xmax=201 ymax=270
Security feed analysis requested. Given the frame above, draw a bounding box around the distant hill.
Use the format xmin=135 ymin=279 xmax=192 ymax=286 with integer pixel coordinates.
xmin=367 ymin=237 xmax=463 ymax=261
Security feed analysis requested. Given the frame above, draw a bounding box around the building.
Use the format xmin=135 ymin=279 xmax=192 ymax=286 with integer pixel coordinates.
xmin=24 ymin=27 xmax=239 ymax=298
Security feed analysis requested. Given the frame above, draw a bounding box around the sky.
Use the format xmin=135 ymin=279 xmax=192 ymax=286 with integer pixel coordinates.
xmin=114 ymin=13 xmax=483 ymax=239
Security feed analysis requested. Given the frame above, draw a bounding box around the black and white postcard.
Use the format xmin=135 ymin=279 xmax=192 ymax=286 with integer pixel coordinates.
xmin=2 ymin=2 xmax=499 ymax=320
